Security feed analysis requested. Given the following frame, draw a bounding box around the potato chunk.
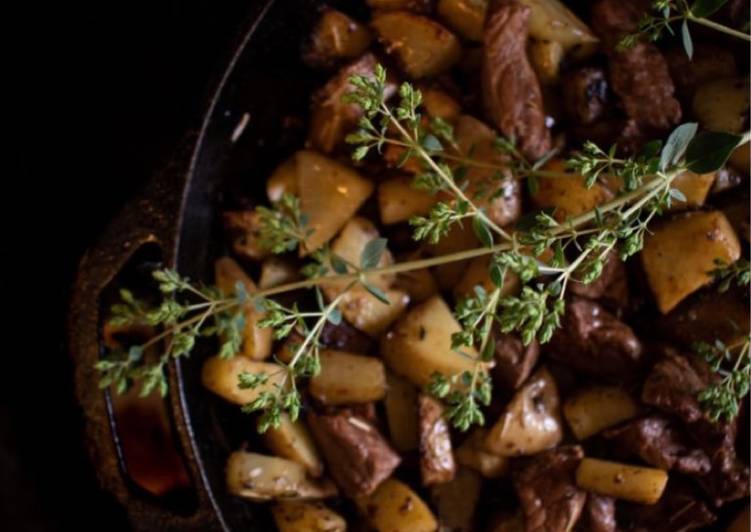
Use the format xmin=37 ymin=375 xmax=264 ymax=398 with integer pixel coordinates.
xmin=384 ymin=373 xmax=420 ymax=452
xmin=264 ymin=414 xmax=324 ymax=477
xmin=381 ymin=296 xmax=480 ymax=387
xmin=517 ymin=0 xmax=598 ymax=54
xmin=271 ymin=501 xmax=346 ymax=532
xmin=357 ymin=478 xmax=438 ymax=532
xmin=297 ymin=151 xmax=374 ymax=254
xmin=378 ymin=175 xmax=436 ymax=224
xmin=215 ymin=257 xmax=273 ymax=360
xmin=531 ymin=160 xmax=613 ymax=222
xmin=304 ymin=9 xmax=373 ymax=68
xmin=201 ymin=356 xmax=284 ymax=405
xmin=575 ymin=458 xmax=668 ymax=505
xmin=692 ymin=77 xmax=749 ymax=134
xmin=267 ymin=154 xmax=300 ymax=202
xmin=563 ymin=386 xmax=638 ymax=440
xmin=372 ymin=12 xmax=462 ymax=79
xmin=309 ymin=350 xmax=387 ymax=405
xmin=641 ymin=210 xmax=741 ymax=313
xmin=668 ymin=171 xmax=716 ymax=211
xmin=485 ymin=367 xmax=563 ymax=456
xmin=226 ymin=451 xmax=336 ymax=501
xmin=431 ymin=467 xmax=482 ymax=532
xmin=437 ymin=0 xmax=488 ymax=42
xmin=456 ymin=428 xmax=509 ymax=478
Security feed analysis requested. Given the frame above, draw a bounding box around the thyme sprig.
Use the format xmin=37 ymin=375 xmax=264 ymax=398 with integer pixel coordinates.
xmin=709 ymin=258 xmax=751 ymax=293
xmin=695 ymin=337 xmax=751 ymax=422
xmin=96 ymin=67 xmax=749 ymax=432
xmin=618 ymin=0 xmax=750 ymax=59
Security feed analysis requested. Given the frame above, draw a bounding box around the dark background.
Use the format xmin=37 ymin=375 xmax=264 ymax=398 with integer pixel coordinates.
xmin=7 ymin=2 xmax=253 ymax=529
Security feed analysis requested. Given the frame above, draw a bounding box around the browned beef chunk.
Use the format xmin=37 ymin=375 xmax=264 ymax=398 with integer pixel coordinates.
xmin=642 ymin=349 xmax=750 ymax=505
xmin=562 ymin=68 xmax=609 ymax=126
xmin=547 ymin=298 xmax=643 ymax=378
xmin=320 ymin=320 xmax=374 ymax=353
xmin=418 ymin=395 xmax=456 ymax=486
xmin=578 ymin=495 xmax=616 ymax=532
xmin=591 ymin=0 xmax=681 ymax=131
xmin=482 ymin=0 xmax=551 ymax=161
xmin=307 ymin=410 xmax=400 ymax=496
xmin=665 ymin=44 xmax=737 ymax=99
xmin=603 ymin=415 xmax=711 ymax=475
xmin=492 ymin=331 xmax=540 ymax=391
xmin=569 ymin=250 xmax=628 ymax=311
xmin=513 ymin=445 xmax=587 ymax=532
xmin=658 ymin=288 xmax=750 ymax=351
xmin=641 ymin=349 xmax=714 ymax=424
xmin=223 ymin=211 xmax=268 ymax=261
xmin=619 ymin=479 xmax=715 ymax=531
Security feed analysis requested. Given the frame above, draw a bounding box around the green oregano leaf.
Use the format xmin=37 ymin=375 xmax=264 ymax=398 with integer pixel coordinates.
xmin=360 ymin=238 xmax=388 ymax=269
xmin=685 ymin=131 xmax=744 ymax=173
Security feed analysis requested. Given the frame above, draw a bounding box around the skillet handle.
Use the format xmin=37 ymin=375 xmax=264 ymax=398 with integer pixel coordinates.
xmin=68 ymin=133 xmax=223 ymax=532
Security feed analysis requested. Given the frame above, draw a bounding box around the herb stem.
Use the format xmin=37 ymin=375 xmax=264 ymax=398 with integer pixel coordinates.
xmin=687 ymin=14 xmax=751 ymax=41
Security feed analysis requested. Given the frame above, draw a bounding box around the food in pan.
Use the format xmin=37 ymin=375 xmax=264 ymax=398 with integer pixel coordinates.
xmin=96 ymin=0 xmax=750 ymax=529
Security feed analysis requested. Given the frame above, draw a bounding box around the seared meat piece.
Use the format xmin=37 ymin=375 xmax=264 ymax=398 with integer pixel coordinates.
xmin=223 ymin=211 xmax=269 ymax=261
xmin=513 ymin=445 xmax=587 ymax=532
xmin=491 ymin=331 xmax=539 ymax=391
xmin=619 ymin=479 xmax=716 ymax=532
xmin=307 ymin=410 xmax=400 ymax=496
xmin=418 ymin=395 xmax=456 ymax=485
xmin=603 ymin=415 xmax=711 ymax=475
xmin=320 ymin=320 xmax=374 ymax=354
xmin=562 ymin=68 xmax=609 ymax=126
xmin=482 ymin=0 xmax=550 ymax=161
xmin=548 ymin=298 xmax=643 ymax=378
xmin=578 ymin=494 xmax=616 ymax=532
xmin=658 ymin=287 xmax=750 ymax=350
xmin=642 ymin=349 xmax=750 ymax=505
xmin=569 ymin=250 xmax=628 ymax=311
xmin=591 ymin=0 xmax=681 ymax=131
xmin=665 ymin=44 xmax=737 ymax=99
xmin=641 ymin=349 xmax=714 ymax=424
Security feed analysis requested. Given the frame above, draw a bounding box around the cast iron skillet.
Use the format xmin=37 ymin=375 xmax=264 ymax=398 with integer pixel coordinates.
xmin=67 ymin=0 xmax=351 ymax=529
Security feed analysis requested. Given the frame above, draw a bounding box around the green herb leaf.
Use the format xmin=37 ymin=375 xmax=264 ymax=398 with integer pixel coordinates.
xmin=685 ymin=131 xmax=744 ymax=173
xmin=681 ymin=20 xmax=694 ymax=59
xmin=691 ymin=0 xmax=729 ymax=18
xmin=362 ymin=282 xmax=391 ymax=304
xmin=660 ymin=123 xmax=698 ymax=171
xmin=360 ymin=238 xmax=388 ymax=269
xmin=472 ymin=216 xmax=494 ymax=248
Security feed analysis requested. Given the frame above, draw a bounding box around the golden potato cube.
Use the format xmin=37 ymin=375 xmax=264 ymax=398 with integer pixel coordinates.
xmin=357 ymin=478 xmax=438 ymax=532
xmin=267 ymin=155 xmax=300 ymax=203
xmin=381 ymin=296 xmax=480 ymax=388
xmin=431 ymin=467 xmax=482 ymax=532
xmin=528 ymin=38 xmax=565 ymax=84
xmin=437 ymin=0 xmax=487 ymax=42
xmin=309 ymin=350 xmax=387 ymax=405
xmin=641 ymin=210 xmax=741 ymax=313
xmin=531 ymin=160 xmax=613 ymax=222
xmin=456 ymin=428 xmax=509 ymax=478
xmin=384 ymin=373 xmax=420 ymax=452
xmin=563 ymin=386 xmax=638 ymax=440
xmin=271 ymin=501 xmax=346 ymax=532
xmin=576 ymin=458 xmax=668 ymax=505
xmin=201 ymin=356 xmax=285 ymax=405
xmin=264 ymin=414 xmax=324 ymax=477
xmin=669 ymin=171 xmax=716 ymax=211
xmin=378 ymin=175 xmax=436 ymax=225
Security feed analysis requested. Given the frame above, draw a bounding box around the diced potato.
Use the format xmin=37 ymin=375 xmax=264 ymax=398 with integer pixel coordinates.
xmin=226 ymin=451 xmax=337 ymax=501
xmin=431 ymin=467 xmax=482 ymax=532
xmin=322 ymin=217 xmax=410 ymax=335
xmin=385 ymin=373 xmax=420 ymax=451
xmin=517 ymin=0 xmax=598 ymax=54
xmin=485 ymin=367 xmax=563 ymax=456
xmin=297 ymin=150 xmax=374 ymax=254
xmin=264 ymin=414 xmax=323 ymax=477
xmin=267 ymin=154 xmax=300 ymax=202
xmin=453 ymin=255 xmax=520 ymax=300
xmin=641 ymin=210 xmax=741 ymax=313
xmin=425 ymin=218 xmax=480 ymax=290
xmin=304 ymin=8 xmax=373 ymax=68
xmin=528 ymin=39 xmax=564 ymax=84
xmin=453 ymin=115 xmax=522 ymax=228
xmin=202 ymin=356 xmax=285 ymax=405
xmin=692 ymin=77 xmax=749 ymax=134
xmin=378 ymin=175 xmax=437 ymax=224
xmin=357 ymin=478 xmax=438 ymax=532
xmin=381 ymin=296 xmax=481 ymax=387
xmin=395 ymin=251 xmax=440 ymax=303
xmin=727 ymin=505 xmax=750 ymax=532
xmin=575 ymin=458 xmax=668 ymax=505
xmin=215 ymin=257 xmax=273 ymax=360
xmin=487 ymin=512 xmax=525 ymax=532
xmin=531 ymin=160 xmax=614 ymax=222
xmin=271 ymin=501 xmax=347 ymax=532
xmin=420 ymin=87 xmax=462 ymax=120
xmin=372 ymin=12 xmax=462 ymax=79
xmin=437 ymin=0 xmax=487 ymax=42
xmin=563 ymin=387 xmax=638 ymax=440
xmin=729 ymin=142 xmax=749 ymax=175
xmin=259 ymin=257 xmax=300 ymax=290
xmin=455 ymin=429 xmax=509 ymax=478
xmin=668 ymin=170 xmax=716 ymax=211
xmin=310 ymin=350 xmax=387 ymax=405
